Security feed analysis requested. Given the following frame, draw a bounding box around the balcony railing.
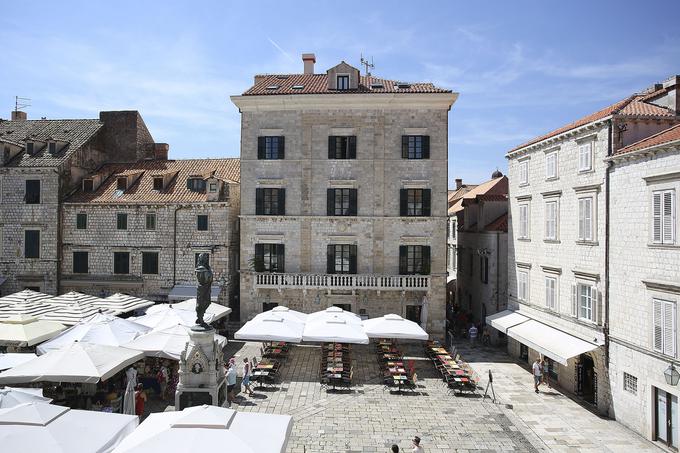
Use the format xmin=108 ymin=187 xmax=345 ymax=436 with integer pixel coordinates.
xmin=252 ymin=272 xmax=430 ymax=291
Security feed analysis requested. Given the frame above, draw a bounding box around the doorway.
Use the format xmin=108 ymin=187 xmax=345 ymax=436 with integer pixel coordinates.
xmin=655 ymin=388 xmax=678 ymax=449
xmin=405 ymin=305 xmax=422 ymax=324
xmin=576 ymin=354 xmax=596 ymax=404
xmin=333 ymin=303 xmax=352 ymax=312
xmin=519 ymin=343 xmax=528 ymax=363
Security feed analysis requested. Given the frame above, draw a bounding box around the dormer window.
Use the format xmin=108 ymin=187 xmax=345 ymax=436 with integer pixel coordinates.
xmin=48 ymin=142 xmax=56 ymax=154
xmin=116 ymin=177 xmax=128 ymax=191
xmin=153 ymin=177 xmax=164 ymax=191
xmin=292 ymin=85 xmax=304 ymax=90
xmin=209 ymin=182 xmax=218 ymax=193
xmin=337 ymin=75 xmax=349 ymax=90
xmin=26 ymin=142 xmax=34 ymax=155
xmin=83 ymin=179 xmax=94 ymax=192
xmin=187 ymin=177 xmax=206 ymax=192
xmin=266 ymin=85 xmax=280 ymax=90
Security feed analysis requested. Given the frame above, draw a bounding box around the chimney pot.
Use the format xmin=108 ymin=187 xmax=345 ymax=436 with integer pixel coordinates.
xmin=455 ymin=178 xmax=462 ymax=189
xmin=11 ymin=111 xmax=27 ymax=121
xmin=302 ymin=53 xmax=316 ymax=74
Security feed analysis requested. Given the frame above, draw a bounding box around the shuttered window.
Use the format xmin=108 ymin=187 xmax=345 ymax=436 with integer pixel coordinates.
xmin=328 ymin=136 xmax=356 ymax=159
xmin=578 ymin=197 xmax=593 ymax=241
xmin=653 ymin=190 xmax=676 ymax=244
xmin=400 ymin=189 xmax=431 ymax=216
xmin=257 ymin=136 xmax=285 ymax=160
xmin=24 ymin=230 xmax=40 ymax=258
xmin=113 ymin=252 xmax=130 ymax=274
xmin=519 ymin=204 xmax=529 ymax=238
xmin=653 ymin=298 xmax=677 ymax=357
xmin=76 ymin=213 xmax=87 ymax=230
xmin=73 ymin=251 xmax=88 ymax=274
xmin=25 ymin=180 xmax=41 ymax=204
xmin=545 ymin=277 xmax=557 ymax=310
xmin=146 ymin=213 xmax=156 ymax=230
xmin=326 ymin=244 xmax=357 ymax=274
xmin=517 ymin=271 xmax=528 ymax=301
xmin=519 ymin=161 xmax=529 ymax=185
xmin=254 ymin=244 xmax=285 ymax=272
xmin=545 ymin=152 xmax=558 ymax=179
xmin=116 ymin=213 xmax=127 ymax=230
xmin=401 ymin=135 xmax=430 ymax=159
xmin=197 ymin=215 xmax=209 ymax=231
xmin=545 ymin=201 xmax=558 ymax=240
xmin=256 ymin=188 xmax=286 ymax=215
xmin=480 ymin=256 xmax=489 ymax=284
xmin=327 ymin=188 xmax=357 ymax=216
xmin=142 ymin=252 xmax=159 ymax=274
xmin=578 ymin=143 xmax=592 ymax=172
xmin=399 ymin=245 xmax=430 ymax=275
xmin=577 ymin=283 xmax=597 ymax=322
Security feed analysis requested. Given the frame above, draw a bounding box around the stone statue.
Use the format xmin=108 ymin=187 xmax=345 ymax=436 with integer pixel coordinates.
xmin=194 ymin=252 xmax=213 ymax=330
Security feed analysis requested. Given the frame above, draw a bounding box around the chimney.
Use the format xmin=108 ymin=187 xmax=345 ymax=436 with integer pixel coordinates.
xmin=11 ymin=110 xmax=27 ymax=121
xmin=302 ymin=53 xmax=316 ymax=74
xmin=455 ymin=178 xmax=462 ymax=190
xmin=144 ymin=143 xmax=169 ymax=160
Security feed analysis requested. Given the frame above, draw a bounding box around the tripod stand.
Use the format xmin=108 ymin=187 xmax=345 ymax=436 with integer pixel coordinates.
xmin=483 ymin=369 xmax=496 ymax=403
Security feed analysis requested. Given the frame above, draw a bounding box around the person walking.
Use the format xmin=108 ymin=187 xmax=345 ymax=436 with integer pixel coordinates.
xmin=542 ymin=359 xmax=552 ymax=388
xmin=242 ymin=357 xmax=254 ymax=396
xmin=468 ymin=323 xmax=478 ymax=346
xmin=134 ymin=383 xmax=147 ymax=418
xmin=412 ymin=436 xmax=424 ymax=453
xmin=390 ymin=444 xmax=400 ymax=453
xmin=532 ymin=358 xmax=543 ymax=393
xmin=226 ymin=358 xmax=237 ymax=407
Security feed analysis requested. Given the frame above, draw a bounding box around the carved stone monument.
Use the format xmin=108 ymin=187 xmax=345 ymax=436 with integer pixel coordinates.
xmin=175 ymin=253 xmax=226 ymax=409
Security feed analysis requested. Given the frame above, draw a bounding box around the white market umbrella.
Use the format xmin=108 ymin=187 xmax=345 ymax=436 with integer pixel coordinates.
xmin=0 ymin=289 xmax=52 ymax=306
xmin=0 ymin=342 xmax=144 ymax=384
xmin=124 ymin=324 xmax=227 ymax=361
xmin=0 ymin=386 xmax=52 ymax=408
xmin=45 ymin=291 xmax=104 ymax=307
xmin=235 ymin=313 xmax=304 ymax=343
xmin=0 ymin=402 xmax=138 ymax=453
xmin=0 ymin=315 xmax=66 ymax=347
xmin=0 ymin=353 xmax=37 ymax=371
xmin=146 ymin=299 xmax=231 ymax=321
xmin=362 ymin=314 xmax=429 ymax=340
xmin=132 ymin=306 xmax=213 ymax=331
xmin=122 ymin=380 xmax=135 ymax=416
xmin=0 ymin=291 xmax=56 ymax=320
xmin=420 ymin=295 xmax=429 ymax=330
xmin=306 ymin=306 xmax=362 ymax=325
xmin=41 ymin=303 xmax=114 ymax=326
xmin=36 ymin=313 xmax=150 ymax=355
xmin=98 ymin=294 xmax=155 ymax=315
xmin=258 ymin=305 xmax=307 ymax=323
xmin=112 ymin=404 xmax=292 ymax=453
xmin=302 ymin=316 xmax=368 ymax=344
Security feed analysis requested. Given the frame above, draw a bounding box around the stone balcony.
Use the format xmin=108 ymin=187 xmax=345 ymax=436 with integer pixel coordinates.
xmin=251 ymin=272 xmax=430 ymax=292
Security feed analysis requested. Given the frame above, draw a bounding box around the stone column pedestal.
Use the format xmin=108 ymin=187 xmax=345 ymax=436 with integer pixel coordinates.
xmin=175 ymin=328 xmax=226 ymax=410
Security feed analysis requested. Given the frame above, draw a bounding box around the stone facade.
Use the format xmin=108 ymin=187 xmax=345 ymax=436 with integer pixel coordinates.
xmin=232 ymin=57 xmax=458 ymax=338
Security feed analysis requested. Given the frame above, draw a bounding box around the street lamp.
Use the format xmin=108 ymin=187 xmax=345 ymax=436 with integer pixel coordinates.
xmin=665 ymin=363 xmax=680 ymax=386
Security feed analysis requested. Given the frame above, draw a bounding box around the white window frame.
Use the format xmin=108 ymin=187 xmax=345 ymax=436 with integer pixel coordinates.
xmin=653 ymin=298 xmax=677 ymax=357
xmin=545 ymin=276 xmax=557 ymax=310
xmin=572 ymin=282 xmax=597 ymax=323
xmin=519 ymin=160 xmax=529 ymax=185
xmin=545 ymin=200 xmax=558 ymax=240
xmin=652 ymin=189 xmax=676 ymax=245
xmin=578 ymin=196 xmax=594 ymax=241
xmin=518 ymin=203 xmax=529 ymax=239
xmin=578 ymin=143 xmax=592 ymax=172
xmin=518 ymin=270 xmax=529 ymax=301
xmin=545 ymin=151 xmax=558 ymax=179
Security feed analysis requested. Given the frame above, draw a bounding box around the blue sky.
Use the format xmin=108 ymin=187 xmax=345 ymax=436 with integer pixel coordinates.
xmin=2 ymin=1 xmax=679 ymax=186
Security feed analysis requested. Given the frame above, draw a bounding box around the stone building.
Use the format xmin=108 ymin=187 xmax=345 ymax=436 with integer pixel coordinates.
xmin=450 ymin=173 xmax=508 ymax=327
xmin=607 ymin=120 xmax=680 ymax=448
xmin=494 ymin=75 xmax=680 ymax=415
xmin=0 ymin=110 xmax=161 ymax=296
xmin=231 ymin=54 xmax=458 ymax=337
xmin=446 ymin=179 xmax=478 ymax=303
xmin=61 ymin=158 xmax=240 ymax=306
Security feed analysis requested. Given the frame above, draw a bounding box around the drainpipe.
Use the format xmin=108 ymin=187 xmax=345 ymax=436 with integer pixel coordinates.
xmin=173 ymin=205 xmax=189 ymax=286
xmin=55 ymin=169 xmax=63 ymax=294
xmin=604 ymin=120 xmax=612 ymax=367
xmin=496 ymin=231 xmax=500 ymax=312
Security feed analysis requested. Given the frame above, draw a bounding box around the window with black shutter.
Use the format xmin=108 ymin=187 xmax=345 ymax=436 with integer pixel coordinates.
xmin=327 ymin=244 xmax=357 ymax=274
xmin=327 ymin=188 xmax=357 ymax=216
xmin=328 ymin=136 xmax=356 ymax=159
xmin=399 ymin=245 xmax=430 ymax=275
xmin=116 ymin=177 xmax=128 ymax=191
xmin=24 ymin=230 xmax=40 ymax=258
xmin=187 ymin=178 xmax=206 ymax=192
xmin=82 ymin=179 xmax=94 ymax=192
xmin=257 ymin=136 xmax=285 ymax=160
xmin=256 ymin=188 xmax=285 ymax=215
xmin=116 ymin=213 xmax=128 ymax=230
xmin=197 ymin=215 xmax=209 ymax=231
xmin=25 ymin=180 xmax=40 ymax=204
xmin=73 ymin=251 xmax=88 ymax=274
xmin=400 ymin=189 xmax=431 ymax=216
xmin=142 ymin=252 xmax=159 ymax=274
xmin=401 ymin=135 xmax=430 ymax=159
xmin=255 ymin=244 xmax=285 ymax=272
xmin=113 ymin=252 xmax=130 ymax=274
xmin=76 ymin=213 xmax=87 ymax=230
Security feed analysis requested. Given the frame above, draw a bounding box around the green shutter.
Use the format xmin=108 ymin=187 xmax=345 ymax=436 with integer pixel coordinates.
xmin=278 ymin=136 xmax=285 ymax=159
xmin=399 ymin=246 xmax=408 ymax=274
xmin=255 ymin=189 xmax=264 ymax=215
xmin=402 ymin=136 xmax=409 ymax=158
xmin=422 ymin=189 xmax=431 ymax=216
xmin=422 ymin=136 xmax=430 ymax=159
xmin=278 ymin=189 xmax=286 ymax=215
xmin=348 ymin=136 xmax=356 ymax=159
xmin=327 ymin=189 xmax=334 ymax=216
xmin=400 ymin=189 xmax=408 ymax=216
xmin=257 ymin=137 xmax=265 ymax=159
xmin=327 ymin=245 xmax=335 ymax=274
xmin=349 ymin=189 xmax=358 ymax=216
xmin=349 ymin=245 xmax=357 ymax=274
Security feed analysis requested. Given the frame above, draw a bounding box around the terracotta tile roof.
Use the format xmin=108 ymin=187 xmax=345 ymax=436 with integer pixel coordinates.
xmin=0 ymin=119 xmax=102 ymax=167
xmin=244 ymin=74 xmax=450 ymax=96
xmin=615 ymin=123 xmax=680 ymax=156
xmin=509 ymin=94 xmax=676 ymax=153
xmin=448 ymin=185 xmax=477 ymax=207
xmin=448 ymin=176 xmax=507 ymax=215
xmin=66 ymin=158 xmax=240 ymax=204
xmin=485 ymin=213 xmax=508 ymax=232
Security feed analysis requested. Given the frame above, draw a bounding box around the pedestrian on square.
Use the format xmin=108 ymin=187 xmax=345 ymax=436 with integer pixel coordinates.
xmin=226 ymin=358 xmax=237 ymax=407
xmin=412 ymin=436 xmax=424 ymax=453
xmin=468 ymin=323 xmax=478 ymax=345
xmin=242 ymin=357 xmax=254 ymax=396
xmin=390 ymin=444 xmax=400 ymax=453
xmin=542 ymin=359 xmax=552 ymax=388
xmin=532 ymin=358 xmax=543 ymax=393
xmin=134 ymin=383 xmax=147 ymax=417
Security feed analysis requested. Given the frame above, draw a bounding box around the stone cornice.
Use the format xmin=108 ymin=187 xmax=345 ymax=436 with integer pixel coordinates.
xmin=643 ymin=279 xmax=680 ymax=295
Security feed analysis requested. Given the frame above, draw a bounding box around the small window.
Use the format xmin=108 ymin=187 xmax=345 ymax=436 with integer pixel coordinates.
xmin=256 ymin=188 xmax=286 ymax=215
xmin=73 ymin=251 xmax=88 ymax=274
xmin=401 ymin=136 xmax=430 ymax=159
xmin=578 ymin=197 xmax=594 ymax=241
xmin=116 ymin=177 xmax=128 ymax=191
xmin=209 ymin=182 xmax=218 ymax=193
xmin=545 ymin=152 xmax=558 ymax=179
xmin=370 ymin=82 xmax=384 ymax=89
xmin=113 ymin=252 xmax=130 ymax=274
xmin=518 ymin=271 xmax=529 ymax=301
xmin=399 ymin=245 xmax=431 ymax=275
xmin=76 ymin=213 xmax=87 ymax=230
xmin=578 ymin=143 xmax=592 ymax=172
xmin=327 ymin=188 xmax=357 ymax=216
xmin=519 ymin=161 xmax=529 ymax=185
xmin=146 ymin=213 xmax=156 ymax=230
xmin=25 ymin=180 xmax=41 ymax=204
xmin=400 ymin=189 xmax=431 ymax=217
xmin=327 ymin=244 xmax=357 ymax=274
xmin=576 ymin=283 xmax=596 ymax=322
xmin=266 ymin=85 xmax=280 ymax=90
xmin=187 ymin=178 xmax=206 ymax=192
xmin=82 ymin=179 xmax=94 ymax=192
xmin=48 ymin=142 xmax=56 ymax=154
xmin=328 ymin=136 xmax=357 ymax=159
xmin=142 ymin=252 xmax=159 ymax=274
xmin=623 ymin=372 xmax=638 ymax=395
xmin=24 ymin=230 xmax=40 ymax=259
xmin=257 ymin=136 xmax=285 ymax=160
xmin=26 ymin=142 xmax=34 ymax=155
xmin=116 ymin=213 xmax=128 ymax=230
xmin=197 ymin=215 xmax=209 ymax=231
xmin=518 ymin=204 xmax=529 ymax=239
xmin=153 ymin=177 xmax=164 ymax=191
xmin=337 ymin=75 xmax=349 ymax=90
xmin=545 ymin=201 xmax=558 ymax=240
xmin=545 ymin=276 xmax=557 ymax=310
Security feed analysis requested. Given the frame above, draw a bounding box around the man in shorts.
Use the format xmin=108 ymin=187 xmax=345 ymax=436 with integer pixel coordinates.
xmin=532 ymin=358 xmax=543 ymax=393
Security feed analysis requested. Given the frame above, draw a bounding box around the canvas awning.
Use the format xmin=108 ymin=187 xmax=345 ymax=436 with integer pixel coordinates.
xmin=168 ymin=285 xmax=220 ymax=302
xmin=506 ymin=319 xmax=599 ymax=366
xmin=485 ymin=310 xmax=529 ymax=334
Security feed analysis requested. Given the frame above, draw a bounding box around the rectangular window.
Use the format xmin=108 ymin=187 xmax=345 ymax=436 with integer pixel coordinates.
xmin=399 ymin=245 xmax=431 ymax=275
xmin=327 ymin=188 xmax=357 ymax=216
xmin=519 ymin=204 xmax=529 ymax=239
xmin=256 ymin=188 xmax=286 ymax=215
xmin=116 ymin=213 xmax=128 ymax=230
xmin=187 ymin=178 xmax=206 ymax=192
xmin=24 ymin=230 xmax=40 ymax=258
xmin=142 ymin=252 xmax=159 ymax=274
xmin=146 ymin=213 xmax=156 ymax=230
xmin=197 ymin=215 xmax=209 ymax=231
xmin=76 ymin=213 xmax=87 ymax=230
xmin=623 ymin=372 xmax=638 ymax=395
xmin=257 ymin=136 xmax=285 ymax=160
xmin=578 ymin=197 xmax=594 ymax=241
xmin=400 ymin=189 xmax=431 ymax=217
xmin=545 ymin=152 xmax=558 ymax=179
xmin=545 ymin=201 xmax=558 ymax=240
xmin=194 ymin=253 xmax=210 ymax=266
xmin=25 ymin=180 xmax=40 ymax=204
xmin=518 ymin=271 xmax=528 ymax=301
xmin=328 ymin=136 xmax=356 ymax=159
xmin=82 ymin=179 xmax=94 ymax=192
xmin=327 ymin=244 xmax=357 ymax=274
xmin=48 ymin=142 xmax=56 ymax=154
xmin=337 ymin=75 xmax=349 ymax=90
xmin=153 ymin=177 xmax=164 ymax=190
xmin=113 ymin=252 xmax=130 ymax=274
xmin=578 ymin=143 xmax=592 ymax=172
xmin=254 ymin=244 xmax=285 ymax=272
xmin=116 ymin=177 xmax=128 ymax=191
xmin=545 ymin=277 xmax=557 ymax=310
xmin=26 ymin=142 xmax=34 ymax=155
xmin=209 ymin=182 xmax=218 ymax=193
xmin=480 ymin=256 xmax=489 ymax=284
xmin=575 ymin=283 xmax=597 ymax=322
xmin=519 ymin=161 xmax=529 ymax=185
xmin=653 ymin=190 xmax=676 ymax=244
xmin=654 ymin=298 xmax=677 ymax=357
xmin=73 ymin=251 xmax=88 ymax=274
xmin=401 ymin=135 xmax=430 ymax=159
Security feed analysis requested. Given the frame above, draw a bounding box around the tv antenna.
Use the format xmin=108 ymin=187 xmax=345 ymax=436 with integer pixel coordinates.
xmin=15 ymin=96 xmax=31 ymax=112
xmin=360 ymin=54 xmax=374 ymax=76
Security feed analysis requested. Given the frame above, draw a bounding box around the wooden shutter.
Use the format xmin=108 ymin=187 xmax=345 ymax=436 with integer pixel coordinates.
xmin=592 ymin=287 xmax=599 ymax=324
xmin=349 ymin=189 xmax=358 ymax=215
xmin=571 ymin=284 xmax=578 ymax=317
xmin=327 ymin=244 xmax=335 ymax=274
xmin=278 ymin=136 xmax=285 ymax=159
xmin=254 ymin=244 xmax=264 ymax=272
xmin=399 ymin=246 xmax=408 ymax=274
xmin=578 ymin=199 xmax=585 ymax=240
xmin=348 ymin=136 xmax=356 ymax=159
xmin=422 ymin=246 xmax=431 ymax=275
xmin=584 ymin=198 xmax=592 ymax=240
xmin=255 ymin=189 xmax=264 ymax=215
xmin=653 ymin=192 xmax=662 ymax=243
xmin=400 ymin=189 xmax=408 ymax=216
xmin=328 ymin=136 xmax=335 ymax=159
xmin=276 ymin=244 xmax=285 ymax=273
xmin=664 ymin=300 xmax=676 ymax=357
xmin=401 ymin=136 xmax=409 ymax=158
xmin=663 ymin=191 xmax=675 ymax=244
xmin=257 ymin=137 xmax=265 ymax=159
xmin=422 ymin=136 xmax=430 ymax=159
xmin=327 ymin=189 xmax=334 ymax=216
xmin=653 ymin=299 xmax=663 ymax=352
xmin=277 ymin=189 xmax=286 ymax=215
xmin=422 ymin=189 xmax=431 ymax=216
xmin=349 ymin=245 xmax=357 ymax=274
